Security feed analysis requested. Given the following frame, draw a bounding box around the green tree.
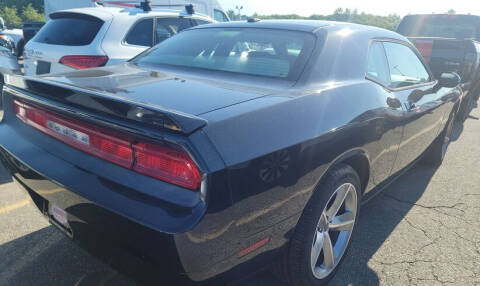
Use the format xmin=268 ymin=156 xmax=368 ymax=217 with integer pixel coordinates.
xmin=256 ymin=8 xmax=401 ymax=31
xmin=0 ymin=6 xmax=22 ymax=28
xmin=21 ymin=4 xmax=45 ymax=22
xmin=447 ymin=9 xmax=456 ymax=14
xmin=0 ymin=0 xmax=43 ymax=13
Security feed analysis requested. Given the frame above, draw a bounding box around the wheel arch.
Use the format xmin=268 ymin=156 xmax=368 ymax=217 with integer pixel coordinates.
xmin=319 ymin=148 xmax=371 ymax=195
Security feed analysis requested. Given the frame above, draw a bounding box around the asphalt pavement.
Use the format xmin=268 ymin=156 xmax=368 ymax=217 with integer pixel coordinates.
xmin=1 ymin=102 xmax=479 ymax=286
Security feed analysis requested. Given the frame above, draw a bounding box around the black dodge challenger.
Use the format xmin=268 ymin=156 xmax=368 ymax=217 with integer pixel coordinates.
xmin=0 ymin=20 xmax=461 ymax=285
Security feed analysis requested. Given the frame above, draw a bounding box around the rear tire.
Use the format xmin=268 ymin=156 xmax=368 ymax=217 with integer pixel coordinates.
xmin=280 ymin=164 xmax=362 ymax=286
xmin=423 ymin=110 xmax=455 ymax=166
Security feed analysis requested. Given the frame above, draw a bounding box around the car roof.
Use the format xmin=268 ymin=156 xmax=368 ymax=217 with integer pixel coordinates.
xmin=193 ymin=20 xmax=332 ymax=33
xmin=50 ymin=7 xmax=212 ymax=22
xmin=192 ymin=20 xmax=406 ymax=40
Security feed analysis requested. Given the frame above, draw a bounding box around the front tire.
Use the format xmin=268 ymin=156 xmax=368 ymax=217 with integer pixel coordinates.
xmin=282 ymin=164 xmax=362 ymax=286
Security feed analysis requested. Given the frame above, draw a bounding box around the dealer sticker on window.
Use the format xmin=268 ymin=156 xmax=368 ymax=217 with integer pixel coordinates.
xmin=47 ymin=120 xmax=90 ymax=145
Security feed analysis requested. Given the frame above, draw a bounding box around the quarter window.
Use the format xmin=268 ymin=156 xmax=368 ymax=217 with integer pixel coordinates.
xmin=383 ymin=42 xmax=430 ymax=88
xmin=125 ymin=18 xmax=154 ymax=47
xmin=366 ymin=41 xmax=390 ymax=85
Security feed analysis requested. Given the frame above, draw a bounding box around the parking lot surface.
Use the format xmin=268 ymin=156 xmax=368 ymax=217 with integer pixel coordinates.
xmin=1 ymin=102 xmax=479 ymax=286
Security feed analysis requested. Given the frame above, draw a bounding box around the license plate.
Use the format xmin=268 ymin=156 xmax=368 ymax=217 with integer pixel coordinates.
xmin=36 ymin=60 xmax=51 ymax=75
xmin=50 ymin=203 xmax=68 ymax=226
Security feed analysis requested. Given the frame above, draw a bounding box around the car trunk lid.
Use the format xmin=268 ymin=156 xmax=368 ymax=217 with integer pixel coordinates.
xmin=7 ymin=63 xmax=277 ymax=133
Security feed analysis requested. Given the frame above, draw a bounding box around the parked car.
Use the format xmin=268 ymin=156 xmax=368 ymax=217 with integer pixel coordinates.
xmin=0 ymin=37 xmax=21 ymax=91
xmin=0 ymin=20 xmax=461 ymax=285
xmin=44 ymin=0 xmax=230 ymax=22
xmin=23 ymin=4 xmax=216 ymax=76
xmin=397 ymin=14 xmax=480 ymax=120
xmin=0 ymin=17 xmax=24 ymax=55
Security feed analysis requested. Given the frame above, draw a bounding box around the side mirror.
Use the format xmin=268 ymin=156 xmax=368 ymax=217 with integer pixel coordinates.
xmin=438 ymin=72 xmax=461 ymax=88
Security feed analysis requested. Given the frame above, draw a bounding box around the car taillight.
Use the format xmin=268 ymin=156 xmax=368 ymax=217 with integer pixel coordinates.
xmin=13 ymin=100 xmax=201 ymax=190
xmin=14 ymin=100 xmax=134 ymax=168
xmin=59 ymin=55 xmax=109 ymax=69
xmin=133 ymin=142 xmax=201 ymax=190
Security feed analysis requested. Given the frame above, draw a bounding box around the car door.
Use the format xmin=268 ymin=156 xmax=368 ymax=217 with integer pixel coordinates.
xmin=365 ymin=41 xmax=405 ymax=185
xmin=382 ymin=41 xmax=448 ymax=173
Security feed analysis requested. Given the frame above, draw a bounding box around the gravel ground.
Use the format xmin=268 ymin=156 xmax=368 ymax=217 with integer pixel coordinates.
xmin=1 ymin=102 xmax=479 ymax=286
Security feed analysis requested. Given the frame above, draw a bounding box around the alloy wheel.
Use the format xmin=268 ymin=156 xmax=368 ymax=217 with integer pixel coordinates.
xmin=310 ymin=183 xmax=358 ymax=279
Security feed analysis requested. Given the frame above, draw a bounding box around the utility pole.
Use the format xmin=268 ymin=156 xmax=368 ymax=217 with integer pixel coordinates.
xmin=235 ymin=5 xmax=244 ymax=20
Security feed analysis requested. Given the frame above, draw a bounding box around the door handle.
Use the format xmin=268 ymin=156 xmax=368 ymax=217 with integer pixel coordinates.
xmin=405 ymin=102 xmax=416 ymax=111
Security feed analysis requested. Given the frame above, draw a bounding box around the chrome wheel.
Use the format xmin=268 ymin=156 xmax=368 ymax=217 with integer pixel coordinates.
xmin=310 ymin=183 xmax=357 ymax=279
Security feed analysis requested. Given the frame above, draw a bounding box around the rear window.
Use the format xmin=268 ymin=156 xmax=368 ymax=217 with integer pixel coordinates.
xmin=34 ymin=13 xmax=103 ymax=46
xmin=397 ymin=15 xmax=480 ymax=40
xmin=134 ymin=28 xmax=315 ymax=80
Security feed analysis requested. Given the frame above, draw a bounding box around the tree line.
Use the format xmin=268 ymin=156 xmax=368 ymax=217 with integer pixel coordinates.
xmin=0 ymin=0 xmax=44 ymax=29
xmin=228 ymin=8 xmax=402 ymax=31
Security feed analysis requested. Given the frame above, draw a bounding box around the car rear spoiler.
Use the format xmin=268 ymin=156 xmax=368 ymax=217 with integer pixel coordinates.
xmin=5 ymin=76 xmax=207 ymax=134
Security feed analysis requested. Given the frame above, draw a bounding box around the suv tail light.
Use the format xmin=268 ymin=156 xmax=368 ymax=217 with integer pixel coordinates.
xmin=412 ymin=40 xmax=434 ymax=64
xmin=13 ymin=100 xmax=201 ymax=190
xmin=59 ymin=55 xmax=109 ymax=69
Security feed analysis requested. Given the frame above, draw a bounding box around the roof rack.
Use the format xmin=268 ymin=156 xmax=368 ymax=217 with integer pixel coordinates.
xmin=94 ymin=1 xmax=196 ymax=14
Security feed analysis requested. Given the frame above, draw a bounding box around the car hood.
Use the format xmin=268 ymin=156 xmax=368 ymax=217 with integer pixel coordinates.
xmin=40 ymin=63 xmax=280 ymax=116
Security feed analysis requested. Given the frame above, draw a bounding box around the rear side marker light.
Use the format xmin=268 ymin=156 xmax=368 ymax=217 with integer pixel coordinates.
xmin=237 ymin=237 xmax=270 ymax=258
xmin=59 ymin=55 xmax=109 ymax=69
xmin=13 ymin=100 xmax=201 ymax=190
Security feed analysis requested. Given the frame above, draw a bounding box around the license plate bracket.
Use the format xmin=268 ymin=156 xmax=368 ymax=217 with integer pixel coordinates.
xmin=48 ymin=203 xmax=73 ymax=238
xmin=36 ymin=60 xmax=51 ymax=75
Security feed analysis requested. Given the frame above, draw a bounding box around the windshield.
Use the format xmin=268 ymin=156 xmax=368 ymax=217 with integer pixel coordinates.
xmin=397 ymin=15 xmax=480 ymax=40
xmin=134 ymin=28 xmax=316 ymax=80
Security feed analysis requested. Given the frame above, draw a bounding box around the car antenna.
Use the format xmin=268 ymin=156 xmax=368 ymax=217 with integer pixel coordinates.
xmin=136 ymin=0 xmax=152 ymax=12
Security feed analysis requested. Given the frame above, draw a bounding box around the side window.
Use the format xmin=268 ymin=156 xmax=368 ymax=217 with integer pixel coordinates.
xmin=155 ymin=18 xmax=193 ymax=44
xmin=383 ymin=42 xmax=431 ymax=89
xmin=125 ymin=18 xmax=154 ymax=47
xmin=366 ymin=41 xmax=390 ymax=85
xmin=214 ymin=10 xmax=229 ymax=22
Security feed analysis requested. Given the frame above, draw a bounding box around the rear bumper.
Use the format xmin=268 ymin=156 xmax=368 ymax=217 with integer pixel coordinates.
xmin=1 ymin=154 xmax=187 ymax=284
xmin=0 ymin=147 xmax=290 ymax=282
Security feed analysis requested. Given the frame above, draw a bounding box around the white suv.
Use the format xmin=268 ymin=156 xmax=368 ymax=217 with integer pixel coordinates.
xmin=23 ymin=6 xmax=216 ymax=76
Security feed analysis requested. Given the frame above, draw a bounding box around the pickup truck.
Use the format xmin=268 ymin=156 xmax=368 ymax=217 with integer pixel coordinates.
xmin=397 ymin=14 xmax=480 ymax=120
